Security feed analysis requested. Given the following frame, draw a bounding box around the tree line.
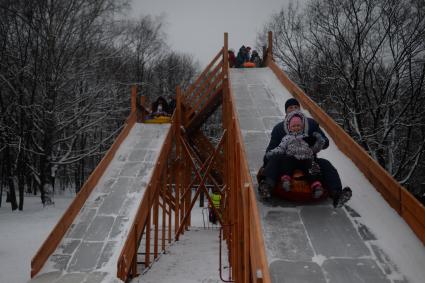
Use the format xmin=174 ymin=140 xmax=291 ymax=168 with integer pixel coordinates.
xmin=258 ymin=0 xmax=425 ymax=203
xmin=0 ymin=0 xmax=198 ymax=210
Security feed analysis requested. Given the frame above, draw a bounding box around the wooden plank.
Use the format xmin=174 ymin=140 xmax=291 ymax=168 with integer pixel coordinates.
xmin=184 ymin=48 xmax=223 ymax=101
xmin=402 ymin=206 xmax=425 ymax=245
xmin=185 ymin=86 xmax=224 ymax=134
xmin=401 ymin=189 xmax=425 ymax=246
xmin=187 ymin=64 xmax=223 ymax=119
xmin=153 ymin=180 xmax=159 ymax=259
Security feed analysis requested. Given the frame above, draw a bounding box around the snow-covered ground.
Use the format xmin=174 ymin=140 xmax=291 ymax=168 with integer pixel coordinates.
xmin=133 ymin=204 xmax=228 ymax=283
xmin=0 ymin=195 xmax=226 ymax=283
xmin=0 ymin=196 xmax=73 ymax=283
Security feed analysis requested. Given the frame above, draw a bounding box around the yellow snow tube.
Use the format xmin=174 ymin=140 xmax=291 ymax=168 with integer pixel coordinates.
xmin=144 ymin=115 xmax=171 ymax=124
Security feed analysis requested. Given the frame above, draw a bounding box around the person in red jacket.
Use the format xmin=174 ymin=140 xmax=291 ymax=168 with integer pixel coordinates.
xmin=228 ymin=49 xmax=236 ymax=68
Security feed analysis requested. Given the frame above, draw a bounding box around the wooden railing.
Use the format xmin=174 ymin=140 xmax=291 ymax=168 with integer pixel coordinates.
xmin=222 ymin=75 xmax=271 ymax=282
xmin=183 ymin=48 xmax=225 ymax=127
xmin=219 ymin=33 xmax=270 ymax=283
xmin=265 ymin=32 xmax=425 ymax=245
xmin=117 ymin=125 xmax=175 ymax=281
xmin=31 ymin=88 xmax=138 ymax=278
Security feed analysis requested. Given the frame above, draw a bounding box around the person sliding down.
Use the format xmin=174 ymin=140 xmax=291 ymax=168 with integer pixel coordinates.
xmin=261 ymin=110 xmax=324 ymax=199
xmin=258 ymin=98 xmax=352 ymax=208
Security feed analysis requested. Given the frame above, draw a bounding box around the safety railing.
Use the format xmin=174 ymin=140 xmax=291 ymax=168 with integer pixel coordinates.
xmin=117 ymin=124 xmax=175 ymax=281
xmin=218 ymin=33 xmax=270 ymax=283
xmin=265 ymin=32 xmax=425 ymax=245
xmin=116 ymin=83 xmax=191 ymax=281
xmin=221 ymin=75 xmax=271 ymax=282
xmin=183 ymin=48 xmax=225 ymax=128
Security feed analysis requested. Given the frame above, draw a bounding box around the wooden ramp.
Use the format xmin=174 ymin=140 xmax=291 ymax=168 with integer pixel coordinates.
xmin=230 ymin=67 xmax=425 ymax=283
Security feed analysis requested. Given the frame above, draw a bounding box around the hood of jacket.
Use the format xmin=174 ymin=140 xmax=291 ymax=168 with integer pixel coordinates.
xmin=283 ymin=110 xmax=309 ymax=135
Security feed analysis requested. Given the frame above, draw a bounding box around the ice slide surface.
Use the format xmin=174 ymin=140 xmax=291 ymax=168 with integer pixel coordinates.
xmin=29 ymin=123 xmax=170 ymax=283
xmin=230 ymin=68 xmax=425 ymax=283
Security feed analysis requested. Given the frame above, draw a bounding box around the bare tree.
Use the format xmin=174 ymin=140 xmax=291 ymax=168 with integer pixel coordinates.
xmin=0 ymin=2 xmax=199 ymax=209
xmin=0 ymin=0 xmax=131 ymax=208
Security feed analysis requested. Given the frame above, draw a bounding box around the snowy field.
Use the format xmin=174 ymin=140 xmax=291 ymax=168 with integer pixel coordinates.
xmin=0 ymin=195 xmax=226 ymax=283
xmin=0 ymin=196 xmax=73 ymax=283
xmin=133 ymin=204 xmax=227 ymax=283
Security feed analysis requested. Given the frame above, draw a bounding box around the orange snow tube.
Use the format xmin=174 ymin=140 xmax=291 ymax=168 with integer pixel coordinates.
xmin=243 ymin=62 xmax=256 ymax=68
xmin=273 ymin=170 xmax=328 ymax=202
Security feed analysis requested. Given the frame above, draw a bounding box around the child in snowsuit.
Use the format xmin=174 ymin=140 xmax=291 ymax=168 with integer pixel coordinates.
xmin=208 ymin=188 xmax=221 ymax=224
xmin=265 ymin=110 xmax=325 ymax=198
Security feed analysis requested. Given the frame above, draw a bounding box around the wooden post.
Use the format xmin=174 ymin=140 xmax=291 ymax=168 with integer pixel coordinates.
xmin=145 ymin=209 xmax=151 ymax=268
xmin=131 ymin=85 xmax=137 ymax=114
xmin=175 ymin=86 xmax=182 ymax=238
xmin=168 ymin=171 xmax=172 ymax=244
xmin=267 ymin=31 xmax=273 ymax=63
xmin=140 ymin=95 xmax=146 ymax=122
xmin=162 ymin=169 xmax=166 ymax=251
xmin=130 ymin=224 xmax=138 ymax=277
xmin=185 ymin=155 xmax=191 ymax=228
xmin=224 ymin=32 xmax=229 ymax=75
xmin=243 ymin=184 xmax=250 ymax=282
xmin=153 ymin=179 xmax=159 ymax=259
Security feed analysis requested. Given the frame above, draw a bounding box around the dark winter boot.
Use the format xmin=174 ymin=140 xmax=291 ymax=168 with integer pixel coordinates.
xmin=258 ymin=180 xmax=273 ymax=199
xmin=311 ymin=181 xmax=324 ymax=199
xmin=281 ymin=175 xmax=291 ymax=192
xmin=333 ymin=187 xmax=352 ymax=208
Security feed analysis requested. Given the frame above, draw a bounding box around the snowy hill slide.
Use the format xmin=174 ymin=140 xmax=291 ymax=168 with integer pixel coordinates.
xmin=29 ymin=123 xmax=170 ymax=283
xmin=230 ymin=68 xmax=425 ymax=283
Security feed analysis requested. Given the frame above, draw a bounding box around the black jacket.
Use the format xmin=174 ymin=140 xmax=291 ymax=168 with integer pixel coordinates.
xmin=263 ymin=117 xmax=329 ymax=166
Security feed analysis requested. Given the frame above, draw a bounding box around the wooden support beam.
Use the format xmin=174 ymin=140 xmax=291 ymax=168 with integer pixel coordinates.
xmin=145 ymin=208 xmax=151 ymax=268
xmin=175 ymin=86 xmax=182 ymax=236
xmin=153 ymin=179 xmax=159 ymax=259
xmin=175 ymin=131 xmax=227 ymax=239
xmin=224 ymin=32 xmax=229 ymax=75
xmin=161 ymin=173 xmax=166 ymax=251
xmin=267 ymin=31 xmax=273 ymax=61
xmin=131 ymin=85 xmax=137 ymax=114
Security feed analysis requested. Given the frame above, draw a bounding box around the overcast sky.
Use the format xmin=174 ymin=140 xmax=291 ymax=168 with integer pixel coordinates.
xmin=129 ymin=0 xmax=295 ymax=68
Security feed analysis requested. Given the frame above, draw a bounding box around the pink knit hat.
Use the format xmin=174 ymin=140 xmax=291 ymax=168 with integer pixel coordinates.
xmin=289 ymin=115 xmax=303 ymax=129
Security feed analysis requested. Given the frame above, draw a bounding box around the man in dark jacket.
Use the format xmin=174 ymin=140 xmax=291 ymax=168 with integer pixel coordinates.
xmin=259 ymin=98 xmax=351 ymax=208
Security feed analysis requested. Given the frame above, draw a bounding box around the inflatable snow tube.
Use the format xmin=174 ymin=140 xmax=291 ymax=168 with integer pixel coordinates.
xmin=243 ymin=62 xmax=256 ymax=68
xmin=144 ymin=115 xmax=171 ymax=124
xmin=272 ymin=169 xmax=328 ymax=202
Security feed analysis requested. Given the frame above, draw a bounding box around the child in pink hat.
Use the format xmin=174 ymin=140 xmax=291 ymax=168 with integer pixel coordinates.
xmin=266 ymin=110 xmax=324 ymax=198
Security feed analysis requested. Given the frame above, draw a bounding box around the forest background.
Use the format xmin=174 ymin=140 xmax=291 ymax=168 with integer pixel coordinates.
xmin=1 ymin=0 xmax=424 ymax=210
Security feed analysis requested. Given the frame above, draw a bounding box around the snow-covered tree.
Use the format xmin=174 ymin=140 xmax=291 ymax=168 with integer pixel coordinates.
xmin=0 ymin=1 xmax=199 ymax=209
xmin=259 ymin=0 xmax=425 ymax=200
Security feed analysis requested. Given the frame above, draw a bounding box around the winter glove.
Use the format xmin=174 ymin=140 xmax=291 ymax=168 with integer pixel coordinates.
xmin=308 ymin=159 xmax=321 ymax=178
xmin=265 ymin=135 xmax=294 ymax=158
xmin=286 ymin=138 xmax=313 ymax=160
xmin=311 ymin=132 xmax=326 ymax=154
